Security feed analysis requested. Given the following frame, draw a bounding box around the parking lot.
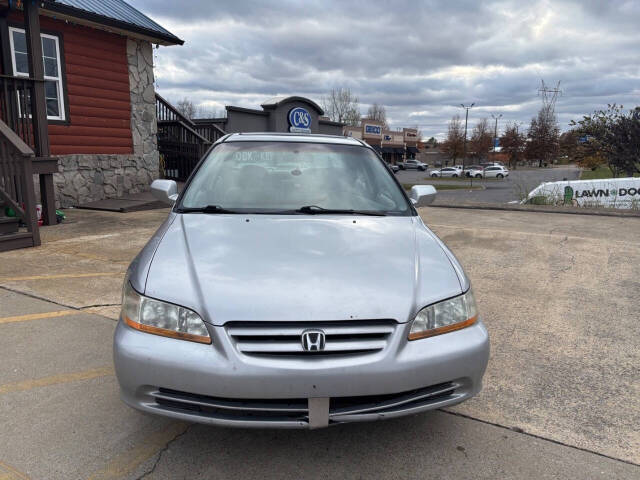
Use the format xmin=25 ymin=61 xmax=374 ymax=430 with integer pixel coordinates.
xmin=1 ymin=206 xmax=639 ymax=479
xmin=397 ymin=166 xmax=581 ymax=204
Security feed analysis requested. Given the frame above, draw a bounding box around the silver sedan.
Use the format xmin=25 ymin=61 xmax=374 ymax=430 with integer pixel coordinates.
xmin=114 ymin=133 xmax=489 ymax=429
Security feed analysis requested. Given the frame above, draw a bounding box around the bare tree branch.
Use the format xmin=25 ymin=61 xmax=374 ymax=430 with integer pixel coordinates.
xmin=321 ymin=88 xmax=361 ymax=126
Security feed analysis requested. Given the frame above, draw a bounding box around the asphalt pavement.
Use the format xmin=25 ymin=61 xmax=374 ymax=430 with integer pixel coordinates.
xmin=396 ymin=166 xmax=581 ymax=204
xmin=0 ymin=207 xmax=638 ymax=479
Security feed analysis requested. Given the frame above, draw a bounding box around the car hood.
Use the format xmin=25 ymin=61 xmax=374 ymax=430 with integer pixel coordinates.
xmin=143 ymin=214 xmax=464 ymax=325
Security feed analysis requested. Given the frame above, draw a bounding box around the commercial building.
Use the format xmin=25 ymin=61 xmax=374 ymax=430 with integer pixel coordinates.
xmin=194 ymin=96 xmax=343 ymax=136
xmin=344 ymin=121 xmax=419 ymax=163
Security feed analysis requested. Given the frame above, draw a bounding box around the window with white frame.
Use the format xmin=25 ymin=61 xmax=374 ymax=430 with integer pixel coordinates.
xmin=9 ymin=27 xmax=66 ymax=121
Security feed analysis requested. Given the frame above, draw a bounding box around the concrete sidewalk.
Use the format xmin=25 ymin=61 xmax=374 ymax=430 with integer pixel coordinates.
xmin=0 ymin=206 xmax=638 ymax=478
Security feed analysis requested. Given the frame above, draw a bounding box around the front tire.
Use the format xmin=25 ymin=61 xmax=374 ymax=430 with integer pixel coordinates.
xmin=431 ymin=173 xmax=438 ymax=178
xmin=475 ymin=174 xmax=482 ymax=178
xmin=497 ymin=174 xmax=504 ymax=179
xmin=452 ymin=174 xmax=458 ymax=178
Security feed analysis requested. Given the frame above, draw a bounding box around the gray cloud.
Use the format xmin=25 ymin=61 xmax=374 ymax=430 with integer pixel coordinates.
xmin=137 ymin=0 xmax=640 ymax=138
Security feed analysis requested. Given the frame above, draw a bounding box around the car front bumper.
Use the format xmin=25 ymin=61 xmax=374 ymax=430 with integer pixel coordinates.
xmin=113 ymin=318 xmax=489 ymax=428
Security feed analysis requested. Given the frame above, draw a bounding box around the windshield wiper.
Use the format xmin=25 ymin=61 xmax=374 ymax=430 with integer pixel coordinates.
xmin=295 ymin=205 xmax=387 ymax=216
xmin=176 ymin=205 xmax=239 ymax=214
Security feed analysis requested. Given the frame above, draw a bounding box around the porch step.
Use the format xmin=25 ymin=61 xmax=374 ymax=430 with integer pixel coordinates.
xmin=0 ymin=216 xmax=20 ymax=234
xmin=0 ymin=231 xmax=34 ymax=252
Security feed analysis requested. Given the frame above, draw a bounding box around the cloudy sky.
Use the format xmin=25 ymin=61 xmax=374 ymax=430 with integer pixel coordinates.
xmin=136 ymin=0 xmax=640 ymax=139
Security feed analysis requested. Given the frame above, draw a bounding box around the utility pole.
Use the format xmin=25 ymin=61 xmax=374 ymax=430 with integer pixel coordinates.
xmin=491 ymin=113 xmax=502 ymax=154
xmin=514 ymin=121 xmax=523 ymax=169
xmin=460 ymin=103 xmax=474 ymax=169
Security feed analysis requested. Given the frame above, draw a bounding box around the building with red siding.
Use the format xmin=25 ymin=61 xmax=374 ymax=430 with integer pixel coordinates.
xmin=1 ymin=0 xmax=182 ymax=207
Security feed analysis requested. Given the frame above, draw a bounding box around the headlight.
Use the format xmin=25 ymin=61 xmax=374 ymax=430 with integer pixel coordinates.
xmin=408 ymin=289 xmax=478 ymax=340
xmin=121 ymin=282 xmax=211 ymax=344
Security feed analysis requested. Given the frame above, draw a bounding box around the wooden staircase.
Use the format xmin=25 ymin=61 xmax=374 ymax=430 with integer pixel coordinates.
xmin=0 ymin=120 xmax=40 ymax=252
xmin=155 ymin=94 xmax=226 ymax=181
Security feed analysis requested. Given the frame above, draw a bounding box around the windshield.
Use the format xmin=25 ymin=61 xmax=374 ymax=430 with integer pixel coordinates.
xmin=178 ymin=141 xmax=410 ymax=215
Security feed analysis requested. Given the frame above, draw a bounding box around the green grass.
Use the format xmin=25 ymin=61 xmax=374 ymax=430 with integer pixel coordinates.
xmin=403 ymin=183 xmax=483 ymax=191
xmin=580 ymin=165 xmax=640 ymax=180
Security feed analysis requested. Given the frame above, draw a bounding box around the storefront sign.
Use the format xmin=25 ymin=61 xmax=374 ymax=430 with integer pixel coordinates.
xmin=288 ymin=107 xmax=311 ymax=133
xmin=525 ymin=177 xmax=640 ymax=209
xmin=384 ymin=135 xmax=392 ymax=141
xmin=365 ymin=124 xmax=382 ymax=135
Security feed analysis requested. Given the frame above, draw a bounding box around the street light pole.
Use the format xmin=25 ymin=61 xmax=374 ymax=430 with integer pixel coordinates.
xmin=460 ymin=103 xmax=474 ymax=169
xmin=491 ymin=113 xmax=502 ymax=154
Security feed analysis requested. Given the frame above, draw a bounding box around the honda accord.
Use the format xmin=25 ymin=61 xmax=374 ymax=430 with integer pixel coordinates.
xmin=113 ymin=133 xmax=489 ymax=428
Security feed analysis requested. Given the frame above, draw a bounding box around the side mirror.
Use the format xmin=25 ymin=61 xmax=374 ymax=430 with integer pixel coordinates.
xmin=410 ymin=185 xmax=437 ymax=207
xmin=151 ymin=179 xmax=179 ymax=204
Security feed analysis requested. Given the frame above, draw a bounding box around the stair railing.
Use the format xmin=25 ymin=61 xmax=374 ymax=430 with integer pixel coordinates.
xmin=0 ymin=119 xmax=40 ymax=246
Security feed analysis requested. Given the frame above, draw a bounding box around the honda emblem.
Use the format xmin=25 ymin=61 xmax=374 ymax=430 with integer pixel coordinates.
xmin=301 ymin=329 xmax=326 ymax=352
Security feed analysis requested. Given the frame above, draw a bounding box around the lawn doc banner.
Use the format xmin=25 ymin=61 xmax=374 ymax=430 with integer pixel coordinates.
xmin=524 ymin=177 xmax=640 ymax=209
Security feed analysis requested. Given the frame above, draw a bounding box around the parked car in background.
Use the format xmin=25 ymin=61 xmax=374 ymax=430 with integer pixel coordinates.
xmin=387 ymin=162 xmax=399 ymax=174
xmin=463 ymin=166 xmax=484 ymax=178
xmin=114 ymin=133 xmax=489 ymax=429
xmin=430 ymin=167 xmax=463 ymax=178
xmin=480 ymin=162 xmax=504 ymax=169
xmin=399 ymin=159 xmax=428 ymax=171
xmin=483 ymin=165 xmax=509 ymax=178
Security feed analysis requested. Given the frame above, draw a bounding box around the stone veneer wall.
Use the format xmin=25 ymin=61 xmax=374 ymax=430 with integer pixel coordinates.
xmin=51 ymin=39 xmax=159 ymax=207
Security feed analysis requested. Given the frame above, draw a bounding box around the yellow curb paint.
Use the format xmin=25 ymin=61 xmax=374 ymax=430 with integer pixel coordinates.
xmin=0 ymin=310 xmax=82 ymax=325
xmin=0 ymin=366 xmax=114 ymax=395
xmin=86 ymin=422 xmax=189 ymax=480
xmin=0 ymin=272 xmax=123 ymax=282
xmin=0 ymin=461 xmax=30 ymax=480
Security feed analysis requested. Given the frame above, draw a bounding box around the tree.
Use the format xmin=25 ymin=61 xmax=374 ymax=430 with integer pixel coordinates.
xmin=500 ymin=122 xmax=526 ymax=168
xmin=558 ymin=129 xmax=604 ymax=170
xmin=607 ymin=107 xmax=640 ymax=176
xmin=470 ymin=118 xmax=493 ymax=160
xmin=526 ymin=107 xmax=560 ymax=167
xmin=176 ymin=97 xmax=197 ymax=119
xmin=366 ymin=103 xmax=388 ymax=128
xmin=441 ymin=115 xmax=465 ymax=163
xmin=570 ymin=104 xmax=640 ymax=177
xmin=426 ymin=136 xmax=438 ymax=148
xmin=321 ymin=88 xmax=361 ymax=126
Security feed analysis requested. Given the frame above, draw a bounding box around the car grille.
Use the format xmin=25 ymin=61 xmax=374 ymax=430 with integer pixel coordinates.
xmin=225 ymin=320 xmax=397 ymax=356
xmin=151 ymin=381 xmax=460 ymax=425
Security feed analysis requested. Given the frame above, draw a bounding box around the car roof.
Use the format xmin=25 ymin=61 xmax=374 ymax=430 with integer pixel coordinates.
xmin=221 ymin=132 xmax=365 ymax=146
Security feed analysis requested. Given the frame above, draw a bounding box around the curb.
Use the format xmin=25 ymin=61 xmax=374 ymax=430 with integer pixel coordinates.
xmin=427 ymin=203 xmax=640 ymax=218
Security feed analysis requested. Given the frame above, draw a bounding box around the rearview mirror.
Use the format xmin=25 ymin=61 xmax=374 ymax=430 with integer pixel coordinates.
xmin=151 ymin=179 xmax=179 ymax=205
xmin=409 ymin=185 xmax=437 ymax=207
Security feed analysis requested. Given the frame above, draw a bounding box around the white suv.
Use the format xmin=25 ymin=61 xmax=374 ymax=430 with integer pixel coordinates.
xmin=483 ymin=166 xmax=509 ymax=179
